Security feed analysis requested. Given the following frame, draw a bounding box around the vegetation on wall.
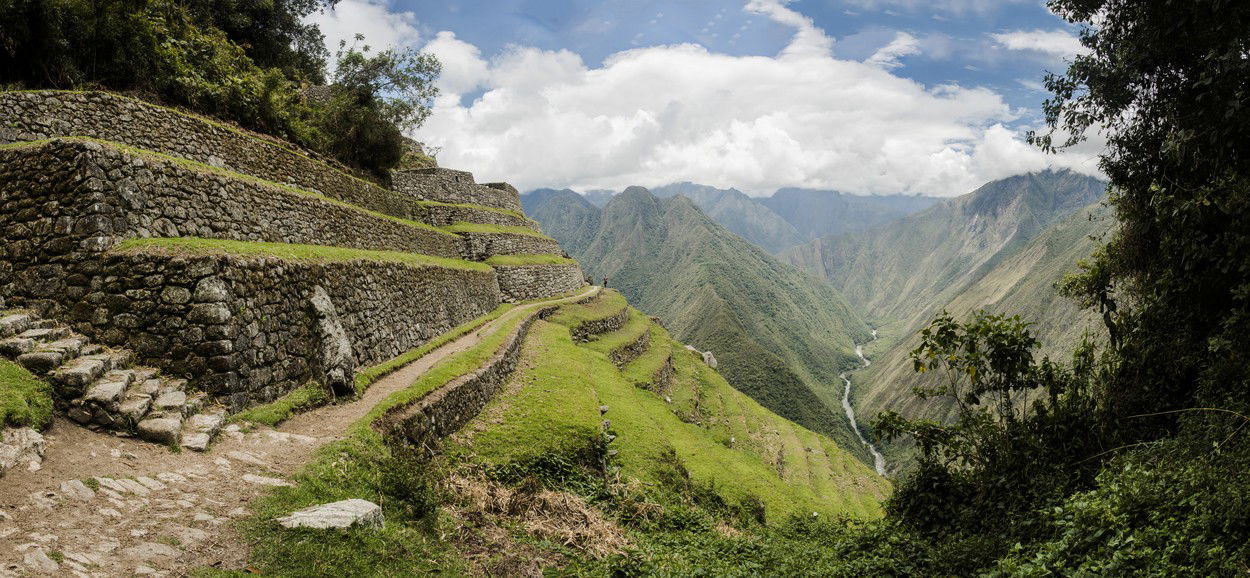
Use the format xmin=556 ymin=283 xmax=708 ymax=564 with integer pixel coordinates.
xmin=0 ymin=0 xmax=439 ymax=178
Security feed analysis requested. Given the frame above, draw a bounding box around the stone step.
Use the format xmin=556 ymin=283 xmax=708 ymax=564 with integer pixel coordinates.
xmin=180 ymin=409 xmax=227 ymax=452
xmin=19 ymin=335 xmax=90 ymax=373
xmin=0 ymin=313 xmax=34 ymax=338
xmin=137 ymin=414 xmax=184 ymax=445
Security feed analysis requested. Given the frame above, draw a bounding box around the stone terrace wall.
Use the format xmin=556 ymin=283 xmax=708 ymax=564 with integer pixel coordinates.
xmin=570 ymin=302 xmax=630 ymax=342
xmin=393 ymin=168 xmax=524 ymax=212
xmin=460 ymin=233 xmax=565 ymax=261
xmin=494 ymin=264 xmax=586 ymax=303
xmin=0 ymin=140 xmax=462 ymax=262
xmin=421 ymin=204 xmax=538 ymax=230
xmin=378 ymin=290 xmax=596 ymax=455
xmin=0 ymin=90 xmax=429 ymax=223
xmin=48 ymin=251 xmax=501 ymax=409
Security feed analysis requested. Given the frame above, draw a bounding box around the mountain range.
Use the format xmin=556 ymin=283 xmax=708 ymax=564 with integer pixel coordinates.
xmin=526 ymin=186 xmax=874 ymax=459
xmin=526 ymin=169 xmax=1109 ymax=470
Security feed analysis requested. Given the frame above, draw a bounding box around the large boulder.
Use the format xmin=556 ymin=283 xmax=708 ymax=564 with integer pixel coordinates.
xmin=309 ymin=286 xmax=355 ymax=398
xmin=276 ymin=499 xmax=383 ymax=530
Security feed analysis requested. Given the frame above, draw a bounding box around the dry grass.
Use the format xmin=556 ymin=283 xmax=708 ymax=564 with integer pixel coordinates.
xmin=447 ymin=473 xmax=629 ymax=559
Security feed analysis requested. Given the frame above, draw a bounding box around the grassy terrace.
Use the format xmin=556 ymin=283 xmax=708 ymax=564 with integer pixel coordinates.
xmin=545 ymin=289 xmax=628 ymax=328
xmin=232 ymin=290 xmax=599 ymax=575
xmin=581 ymin=308 xmax=650 ymax=355
xmin=450 ymin=313 xmax=889 ymax=523
xmin=113 ymin=238 xmax=493 ymax=272
xmin=0 ymin=359 xmax=53 ymax=429
xmin=621 ymin=322 xmax=676 ymax=386
xmin=442 ymin=222 xmax=554 ymax=239
xmin=483 ymin=254 xmax=577 ymax=266
xmin=415 ymin=200 xmax=532 ymax=222
xmin=1 ymin=138 xmax=456 ymax=239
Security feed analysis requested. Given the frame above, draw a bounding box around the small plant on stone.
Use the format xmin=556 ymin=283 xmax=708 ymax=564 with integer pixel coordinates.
xmin=47 ymin=550 xmax=64 ymax=564
xmin=83 ymin=478 xmax=100 ymax=491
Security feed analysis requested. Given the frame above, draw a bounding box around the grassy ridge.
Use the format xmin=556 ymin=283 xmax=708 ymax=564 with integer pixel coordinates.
xmin=857 ymin=202 xmax=1114 ymax=448
xmin=443 ymin=222 xmax=554 ymax=239
xmin=114 ymin=237 xmax=492 ymax=272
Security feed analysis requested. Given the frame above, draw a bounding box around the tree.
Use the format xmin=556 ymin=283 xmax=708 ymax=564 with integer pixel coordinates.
xmin=1034 ymin=0 xmax=1250 ymax=427
xmin=317 ymin=35 xmax=440 ymax=177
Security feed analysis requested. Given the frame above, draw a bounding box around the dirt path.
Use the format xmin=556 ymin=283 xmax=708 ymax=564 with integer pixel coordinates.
xmin=0 ymin=287 xmax=598 ymax=577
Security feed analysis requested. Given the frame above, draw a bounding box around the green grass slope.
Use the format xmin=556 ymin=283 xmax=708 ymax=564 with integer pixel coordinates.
xmin=528 ymin=186 xmax=874 ymax=461
xmin=855 ymin=202 xmax=1115 ymax=460
xmin=450 ymin=305 xmax=889 ymax=522
xmin=780 ymin=170 xmax=1106 ymax=325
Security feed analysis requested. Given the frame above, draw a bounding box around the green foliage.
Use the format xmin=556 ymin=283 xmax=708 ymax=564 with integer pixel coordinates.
xmin=872 ymin=311 xmax=1104 ymax=571
xmin=0 ymin=0 xmax=440 ymax=176
xmin=0 ymin=359 xmax=53 ymax=429
xmin=314 ymin=36 xmax=440 ymax=177
xmin=230 ymin=381 xmax=329 ymax=426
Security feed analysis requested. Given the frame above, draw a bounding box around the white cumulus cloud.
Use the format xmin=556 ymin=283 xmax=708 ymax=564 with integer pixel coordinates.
xmin=308 ymin=0 xmax=421 ymax=70
xmin=865 ymin=32 xmax=921 ymax=69
xmin=990 ymin=29 xmax=1085 ymax=59
xmin=402 ymin=2 xmax=1101 ymax=197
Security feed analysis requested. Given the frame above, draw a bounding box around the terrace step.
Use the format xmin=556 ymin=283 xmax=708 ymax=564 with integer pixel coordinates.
xmin=0 ymin=305 xmax=226 ymax=450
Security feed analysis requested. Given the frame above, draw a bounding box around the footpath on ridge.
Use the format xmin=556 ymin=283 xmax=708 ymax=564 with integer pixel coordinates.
xmin=0 ymin=286 xmax=598 ymax=577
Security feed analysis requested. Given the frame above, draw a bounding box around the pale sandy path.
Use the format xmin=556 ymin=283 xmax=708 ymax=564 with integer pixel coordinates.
xmin=0 ymin=287 xmax=598 ymax=577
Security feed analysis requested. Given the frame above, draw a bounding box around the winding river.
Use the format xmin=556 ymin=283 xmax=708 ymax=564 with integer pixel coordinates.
xmin=840 ymin=329 xmax=887 ymax=475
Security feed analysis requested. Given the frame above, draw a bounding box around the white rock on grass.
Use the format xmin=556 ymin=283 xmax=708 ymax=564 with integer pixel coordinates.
xmin=276 ymin=499 xmax=383 ymax=530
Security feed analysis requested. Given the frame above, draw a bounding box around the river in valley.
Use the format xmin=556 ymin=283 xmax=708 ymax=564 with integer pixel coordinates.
xmin=840 ymin=329 xmax=887 ymax=475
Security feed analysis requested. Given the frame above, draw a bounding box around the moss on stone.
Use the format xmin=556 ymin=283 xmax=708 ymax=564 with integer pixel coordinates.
xmin=11 ymin=137 xmax=455 ymax=239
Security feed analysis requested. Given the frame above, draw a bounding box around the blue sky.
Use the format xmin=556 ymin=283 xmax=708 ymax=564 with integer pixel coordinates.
xmin=311 ymin=0 xmax=1100 ymax=196
xmin=403 ymin=0 xmax=1074 ymax=115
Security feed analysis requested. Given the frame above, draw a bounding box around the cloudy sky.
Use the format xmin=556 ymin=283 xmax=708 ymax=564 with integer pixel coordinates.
xmin=310 ymin=0 xmax=1103 ymax=197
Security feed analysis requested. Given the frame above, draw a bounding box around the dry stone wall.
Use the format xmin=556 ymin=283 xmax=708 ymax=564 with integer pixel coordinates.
xmin=609 ymin=327 xmax=651 ymax=367
xmin=378 ymin=290 xmax=597 ymax=455
xmin=0 ymin=90 xmax=429 ymax=223
xmin=420 ymin=203 xmax=538 ymax=230
xmin=48 ymin=250 xmax=500 ymax=410
xmin=494 ymin=265 xmax=586 ymax=303
xmin=0 ymin=140 xmax=461 ymax=261
xmin=570 ymin=303 xmax=630 ymax=342
xmin=393 ymin=168 xmax=524 ymax=212
xmin=460 ymin=233 xmax=564 ymax=261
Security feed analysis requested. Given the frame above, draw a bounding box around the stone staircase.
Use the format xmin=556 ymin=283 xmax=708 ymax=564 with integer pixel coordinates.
xmin=0 ymin=309 xmax=225 ymax=451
